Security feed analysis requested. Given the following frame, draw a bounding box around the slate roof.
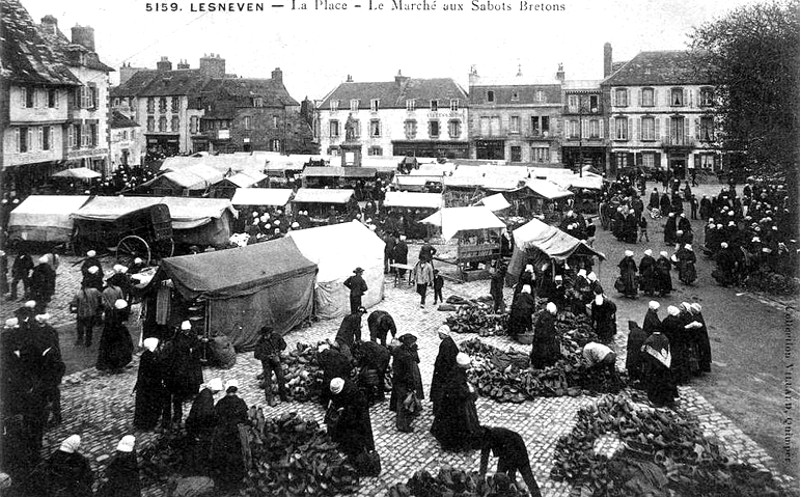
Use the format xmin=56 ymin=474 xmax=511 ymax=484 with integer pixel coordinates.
xmin=110 ymin=110 xmax=139 ymax=129
xmin=319 ymin=77 xmax=467 ymax=109
xmin=36 ymin=22 xmax=113 ymax=73
xmin=200 ymin=78 xmax=300 ymax=107
xmin=1 ymin=0 xmax=80 ymax=85
xmin=603 ymin=51 xmax=712 ymax=86
xmin=468 ymin=83 xmax=562 ymax=105
xmin=111 ymin=68 xmax=212 ymax=97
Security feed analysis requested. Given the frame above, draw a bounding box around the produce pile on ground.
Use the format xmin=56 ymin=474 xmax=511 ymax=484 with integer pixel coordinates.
xmin=744 ymin=271 xmax=799 ymax=296
xmin=461 ymin=317 xmax=623 ymax=403
xmin=270 ymin=342 xmax=359 ymax=403
xmin=139 ymin=411 xmax=361 ymax=496
xmin=386 ymin=465 xmax=528 ymax=497
xmin=241 ymin=411 xmax=360 ymax=496
xmin=550 ymin=394 xmax=793 ymax=497
xmin=443 ymin=300 xmax=509 ymax=337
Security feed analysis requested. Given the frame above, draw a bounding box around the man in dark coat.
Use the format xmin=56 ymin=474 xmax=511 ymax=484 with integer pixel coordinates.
xmin=430 ymin=352 xmax=482 ymax=450
xmin=367 ymin=310 xmax=397 ymax=346
xmin=344 ymin=267 xmax=369 ymax=314
xmin=591 ymin=294 xmax=617 ymax=342
xmin=70 ymin=283 xmax=103 ymax=347
xmin=98 ymin=436 xmax=141 ymax=497
xmin=355 ymin=340 xmax=391 ymax=404
xmin=383 ymin=232 xmax=396 ymax=273
xmin=336 ymin=307 xmax=367 ymax=350
xmin=430 ymin=326 xmax=459 ymax=416
xmin=327 ymin=378 xmax=375 ymax=457
xmin=210 ymin=381 xmax=249 ymax=492
xmin=318 ymin=343 xmax=353 ymax=408
xmin=530 ymin=302 xmax=561 ymax=369
xmin=490 ymin=263 xmax=507 ymax=313
xmin=478 ymin=426 xmax=543 ymax=497
xmin=10 ymin=250 xmax=34 ymax=300
xmin=254 ymin=325 xmax=288 ymax=406
xmin=639 ymin=249 xmax=656 ymax=296
xmin=390 ymin=334 xmax=424 ymax=432
xmin=617 ymin=250 xmax=638 ymax=298
xmin=36 ymin=314 xmax=65 ymax=426
xmin=392 ymin=235 xmax=409 ymax=277
xmin=164 ymin=320 xmax=204 ymax=426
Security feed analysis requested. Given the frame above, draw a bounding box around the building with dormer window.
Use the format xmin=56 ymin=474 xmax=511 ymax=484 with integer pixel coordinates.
xmin=601 ymin=46 xmax=719 ymax=178
xmin=315 ymin=72 xmax=469 ymax=161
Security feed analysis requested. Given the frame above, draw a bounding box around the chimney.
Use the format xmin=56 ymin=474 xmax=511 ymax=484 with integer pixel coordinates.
xmin=468 ymin=65 xmax=479 ymax=87
xmin=604 ymin=42 xmax=613 ymax=77
xmin=177 ymin=59 xmax=190 ymax=70
xmin=555 ymin=63 xmax=565 ymax=82
xmin=271 ymin=67 xmax=283 ymax=83
xmin=156 ymin=56 xmax=172 ymax=72
xmin=199 ymin=54 xmax=226 ymax=78
xmin=346 ymin=74 xmax=353 ymax=83
xmin=395 ymin=70 xmax=410 ymax=86
xmin=40 ymin=15 xmax=57 ymax=35
xmin=71 ymin=24 xmax=95 ymax=51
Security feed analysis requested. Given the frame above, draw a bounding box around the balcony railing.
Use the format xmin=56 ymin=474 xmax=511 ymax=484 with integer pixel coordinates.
xmin=662 ymin=135 xmax=694 ymax=147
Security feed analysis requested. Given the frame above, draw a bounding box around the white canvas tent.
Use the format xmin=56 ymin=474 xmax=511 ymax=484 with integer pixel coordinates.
xmin=384 ymin=192 xmax=442 ymax=210
xmin=421 ymin=206 xmax=506 ymax=241
xmin=8 ymin=195 xmax=91 ymax=242
xmin=479 ymin=193 xmax=511 ymax=212
xmin=288 ymin=221 xmax=385 ymax=319
xmin=231 ymin=188 xmax=293 ymax=207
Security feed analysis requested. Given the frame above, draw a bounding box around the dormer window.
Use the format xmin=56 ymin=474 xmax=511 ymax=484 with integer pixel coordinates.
xmin=487 ymin=90 xmax=495 ymax=103
xmin=536 ymin=90 xmax=544 ymax=103
xmin=450 ymin=99 xmax=459 ymax=111
xmin=406 ymin=99 xmax=416 ymax=111
xmin=511 ymin=91 xmax=519 ymax=102
xmin=430 ymin=100 xmax=438 ymax=111
xmin=254 ymin=97 xmax=263 ymax=107
xmin=350 ymin=99 xmax=359 ymax=111
xmin=370 ymin=99 xmax=380 ymax=112
xmin=330 ymin=100 xmax=339 ymax=111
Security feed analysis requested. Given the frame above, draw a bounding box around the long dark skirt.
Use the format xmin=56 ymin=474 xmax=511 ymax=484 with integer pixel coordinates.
xmin=641 ymin=355 xmax=678 ymax=406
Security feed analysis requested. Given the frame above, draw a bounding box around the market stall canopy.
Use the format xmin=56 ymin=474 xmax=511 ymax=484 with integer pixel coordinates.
xmin=410 ymin=162 xmax=456 ymax=176
xmin=525 ymin=179 xmax=575 ymax=200
xmin=361 ymin=157 xmax=407 ymax=173
xmin=513 ymin=217 xmax=605 ymax=260
xmin=72 ymin=196 xmax=237 ymax=229
xmin=222 ymin=171 xmax=268 ymax=188
xmin=160 ymin=165 xmax=225 ymax=190
xmin=231 ymin=188 xmax=293 ymax=207
xmin=421 ymin=206 xmax=506 ymax=241
xmin=301 ymin=166 xmax=377 ymax=178
xmin=160 ymin=154 xmax=266 ymax=174
xmin=395 ymin=175 xmax=441 ymax=189
xmin=549 ymin=172 xmax=604 ymax=191
xmin=478 ymin=193 xmax=511 ymax=212
xmin=384 ymin=191 xmax=442 ymax=210
xmin=265 ymin=155 xmax=321 ymax=171
xmin=292 ymin=188 xmax=354 ymax=204
xmin=52 ymin=167 xmax=101 ymax=180
xmin=8 ymin=195 xmax=91 ymax=242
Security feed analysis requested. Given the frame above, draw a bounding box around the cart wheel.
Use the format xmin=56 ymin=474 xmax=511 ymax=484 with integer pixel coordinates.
xmin=116 ymin=235 xmax=151 ymax=266
xmin=152 ymin=238 xmax=175 ymax=260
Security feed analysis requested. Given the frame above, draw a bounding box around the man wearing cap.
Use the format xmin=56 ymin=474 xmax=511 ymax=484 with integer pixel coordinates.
xmin=367 ymin=309 xmax=397 ymax=347
xmin=390 ymin=334 xmax=424 ymax=432
xmin=39 ymin=435 xmax=93 ymax=497
xmin=591 ymin=293 xmax=617 ymax=342
xmin=210 ymin=380 xmax=249 ymax=492
xmin=99 ymin=435 xmax=140 ymax=497
xmin=344 ymin=267 xmax=368 ymax=315
xmin=70 ymin=282 xmax=103 ymax=347
xmin=254 ymin=325 xmax=288 ymax=406
xmin=336 ymin=306 xmax=367 ymax=351
xmin=616 ymin=250 xmax=638 ymax=299
xmin=431 ymin=352 xmax=482 ymax=450
xmin=164 ymin=321 xmax=204 ymax=427
xmin=430 ymin=325 xmax=459 ymax=417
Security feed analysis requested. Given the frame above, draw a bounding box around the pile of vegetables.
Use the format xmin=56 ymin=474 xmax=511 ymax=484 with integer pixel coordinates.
xmin=550 ymin=394 xmax=793 ymax=497
xmin=270 ymin=342 xmax=359 ymax=403
xmin=386 ymin=465 xmax=527 ymax=497
xmin=444 ymin=301 xmax=508 ymax=337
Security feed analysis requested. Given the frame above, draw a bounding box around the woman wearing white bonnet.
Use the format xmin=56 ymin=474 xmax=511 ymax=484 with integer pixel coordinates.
xmin=100 ymin=435 xmax=140 ymax=497
xmin=184 ymin=378 xmax=223 ymax=468
xmin=96 ymin=299 xmax=134 ymax=372
xmin=661 ymin=304 xmax=694 ymax=384
xmin=591 ymin=291 xmax=617 ymax=342
xmin=134 ymin=337 xmax=167 ymax=430
xmin=508 ymin=283 xmax=536 ymax=335
xmin=46 ymin=435 xmax=93 ymax=494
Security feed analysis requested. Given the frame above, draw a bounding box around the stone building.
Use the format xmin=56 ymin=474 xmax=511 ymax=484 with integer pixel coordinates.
xmin=192 ymin=68 xmax=314 ymax=154
xmin=601 ymin=45 xmax=719 ymax=178
xmin=109 ymin=110 xmax=142 ymax=167
xmin=467 ymin=66 xmax=563 ymax=164
xmin=561 ymin=79 xmax=606 ymax=171
xmin=315 ymin=72 xmax=469 ymax=161
xmin=1 ymin=0 xmax=112 ymax=195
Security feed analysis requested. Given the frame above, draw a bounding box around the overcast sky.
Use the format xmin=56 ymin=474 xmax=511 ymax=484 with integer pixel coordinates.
xmin=20 ymin=0 xmax=763 ymax=100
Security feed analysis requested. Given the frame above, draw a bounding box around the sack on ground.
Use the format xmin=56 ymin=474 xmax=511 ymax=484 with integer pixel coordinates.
xmin=208 ymin=335 xmax=236 ymax=369
xmin=352 ymin=449 xmax=381 ymax=477
xmin=437 ymin=304 xmax=457 ymax=312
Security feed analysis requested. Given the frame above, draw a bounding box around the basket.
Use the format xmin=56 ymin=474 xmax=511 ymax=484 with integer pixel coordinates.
xmin=515 ymin=333 xmax=535 ymax=345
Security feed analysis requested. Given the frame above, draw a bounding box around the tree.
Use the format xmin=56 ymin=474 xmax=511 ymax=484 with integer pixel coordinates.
xmin=689 ymin=0 xmax=799 ymax=203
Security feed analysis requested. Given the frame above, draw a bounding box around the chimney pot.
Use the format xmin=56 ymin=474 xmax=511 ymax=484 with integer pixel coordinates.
xmin=604 ymin=42 xmax=613 ymax=78
xmin=70 ymin=24 xmax=95 ymax=51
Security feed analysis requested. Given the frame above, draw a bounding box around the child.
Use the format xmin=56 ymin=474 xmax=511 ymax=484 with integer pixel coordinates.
xmin=432 ymin=269 xmax=444 ymax=304
xmin=638 ymin=215 xmax=649 ymax=242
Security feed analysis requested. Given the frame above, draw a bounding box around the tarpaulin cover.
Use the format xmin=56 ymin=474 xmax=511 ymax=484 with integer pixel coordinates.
xmin=222 ymin=171 xmax=268 ymax=188
xmin=161 ymin=154 xmax=266 ymax=174
xmin=231 ymin=188 xmax=293 ymax=207
xmin=157 ymin=236 xmax=317 ymax=350
xmin=525 ymin=179 xmax=574 ymax=200
xmin=301 ymin=166 xmax=377 ymax=178
xmin=72 ymin=196 xmax=237 ymax=230
xmin=384 ymin=191 xmax=442 ymax=210
xmin=52 ymin=167 xmax=101 ymax=179
xmin=289 ymin=221 xmax=385 ymax=319
xmin=158 ymin=165 xmax=224 ymax=190
xmin=479 ymin=193 xmax=511 ymax=212
xmin=507 ymin=217 xmax=605 ymax=284
xmin=547 ymin=172 xmax=604 ymax=191
xmin=292 ymin=188 xmax=354 ymax=204
xmin=8 ymin=195 xmax=90 ymax=242
xmin=421 ymin=207 xmax=506 ymax=241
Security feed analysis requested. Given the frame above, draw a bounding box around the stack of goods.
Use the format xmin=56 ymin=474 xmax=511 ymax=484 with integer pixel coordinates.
xmin=242 ymin=411 xmax=361 ymax=496
xmin=386 ymin=466 xmax=528 ymax=497
xmin=444 ymin=301 xmax=509 ymax=337
xmin=276 ymin=342 xmax=360 ymax=402
xmin=550 ymin=394 xmax=791 ymax=497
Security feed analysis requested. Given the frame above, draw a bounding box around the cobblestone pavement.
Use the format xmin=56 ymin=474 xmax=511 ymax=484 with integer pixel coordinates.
xmin=31 ymin=270 xmax=797 ymax=496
